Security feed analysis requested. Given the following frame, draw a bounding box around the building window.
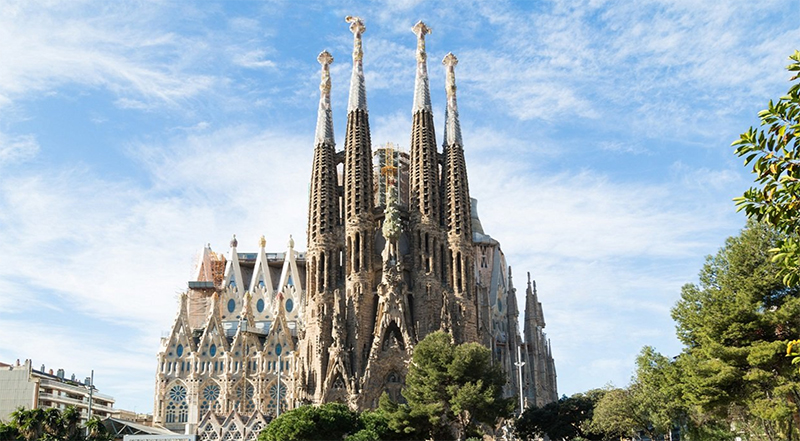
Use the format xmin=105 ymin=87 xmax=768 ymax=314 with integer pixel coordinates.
xmin=166 ymin=384 xmax=187 ymax=424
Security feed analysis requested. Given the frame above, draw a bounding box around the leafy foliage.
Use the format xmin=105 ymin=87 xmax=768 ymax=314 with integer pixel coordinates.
xmin=380 ymin=331 xmax=514 ymax=440
xmin=515 ymin=390 xmax=605 ymax=441
xmin=0 ymin=406 xmax=109 ymax=441
xmin=258 ymin=403 xmax=413 ymax=441
xmin=733 ymin=50 xmax=800 ymax=286
xmin=670 ymin=221 xmax=800 ymax=438
xmin=258 ymin=403 xmax=359 ymax=441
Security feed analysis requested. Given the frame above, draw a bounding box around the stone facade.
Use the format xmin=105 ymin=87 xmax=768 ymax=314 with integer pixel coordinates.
xmin=153 ymin=17 xmax=557 ymax=436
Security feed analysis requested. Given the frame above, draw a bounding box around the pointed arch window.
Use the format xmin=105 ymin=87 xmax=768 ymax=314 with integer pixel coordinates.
xmin=165 ymin=384 xmax=187 ymax=424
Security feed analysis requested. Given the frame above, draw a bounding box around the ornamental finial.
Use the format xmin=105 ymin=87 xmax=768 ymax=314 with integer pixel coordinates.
xmin=287 ymin=234 xmax=295 ymax=249
xmin=318 ymin=51 xmax=333 ymax=93
xmin=443 ymin=52 xmax=462 ymax=146
xmin=315 ymin=50 xmax=335 ymax=144
xmin=259 ymin=235 xmax=266 ymax=248
xmin=346 ymin=16 xmax=365 ymax=62
xmin=230 ymin=234 xmax=238 ymax=248
xmin=345 ymin=16 xmax=368 ymax=112
xmin=411 ymin=21 xmax=432 ymax=113
xmin=443 ymin=52 xmax=458 ymax=97
xmin=412 ymin=21 xmax=431 ymax=62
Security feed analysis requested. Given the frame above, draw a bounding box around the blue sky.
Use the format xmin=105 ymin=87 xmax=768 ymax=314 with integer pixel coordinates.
xmin=0 ymin=0 xmax=798 ymax=414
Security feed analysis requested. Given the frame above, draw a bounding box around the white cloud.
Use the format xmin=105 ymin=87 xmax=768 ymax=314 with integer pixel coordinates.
xmin=0 ymin=133 xmax=39 ymax=166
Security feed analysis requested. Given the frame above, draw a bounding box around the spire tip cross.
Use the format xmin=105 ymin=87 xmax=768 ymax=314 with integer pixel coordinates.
xmin=346 ymin=16 xmax=365 ymax=35
xmin=412 ymin=20 xmax=431 ymax=38
xmin=317 ymin=50 xmax=333 ymax=67
xmin=443 ymin=52 xmax=458 ymax=68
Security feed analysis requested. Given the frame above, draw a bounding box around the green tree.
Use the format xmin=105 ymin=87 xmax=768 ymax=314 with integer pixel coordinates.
xmin=515 ymin=390 xmax=605 ymax=441
xmin=0 ymin=422 xmax=21 ymax=441
xmin=671 ymin=221 xmax=800 ymax=439
xmin=733 ymin=50 xmax=800 ymax=286
xmin=3 ymin=406 xmax=93 ymax=441
xmin=381 ymin=331 xmax=513 ymax=440
xmin=259 ymin=403 xmax=360 ymax=441
xmin=11 ymin=407 xmax=45 ymax=441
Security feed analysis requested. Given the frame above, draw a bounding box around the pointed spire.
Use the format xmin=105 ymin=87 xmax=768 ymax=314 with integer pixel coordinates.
xmin=442 ymin=52 xmax=462 ymax=146
xmin=412 ymin=21 xmax=432 ymax=113
xmin=346 ymin=16 xmax=367 ymax=112
xmin=315 ymin=51 xmax=335 ymax=145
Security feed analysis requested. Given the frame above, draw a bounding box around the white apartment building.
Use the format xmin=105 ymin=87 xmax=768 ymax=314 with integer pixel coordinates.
xmin=0 ymin=359 xmax=114 ymax=423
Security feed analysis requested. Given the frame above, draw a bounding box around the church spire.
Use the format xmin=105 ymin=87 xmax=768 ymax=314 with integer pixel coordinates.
xmin=346 ymin=16 xmax=367 ymax=112
xmin=314 ymin=51 xmax=335 ymax=145
xmin=342 ymin=15 xmax=376 ymax=380
xmin=412 ymin=21 xmax=432 ymax=113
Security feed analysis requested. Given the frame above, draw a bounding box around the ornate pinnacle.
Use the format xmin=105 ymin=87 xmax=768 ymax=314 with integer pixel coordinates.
xmin=443 ymin=52 xmax=458 ymax=97
xmin=443 ymin=52 xmax=462 ymax=146
xmin=230 ymin=234 xmax=238 ymax=248
xmin=318 ymin=51 xmax=333 ymax=94
xmin=411 ymin=21 xmax=432 ymax=113
xmin=346 ymin=16 xmax=365 ymax=62
xmin=315 ymin=50 xmax=335 ymax=144
xmin=345 ymin=16 xmax=367 ymax=112
xmin=259 ymin=235 xmax=266 ymax=248
xmin=412 ymin=21 xmax=431 ymax=62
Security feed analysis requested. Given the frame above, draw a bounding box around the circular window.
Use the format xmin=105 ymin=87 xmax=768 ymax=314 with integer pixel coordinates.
xmin=203 ymin=384 xmax=220 ymax=401
xmin=275 ymin=343 xmax=282 ymax=356
xmin=285 ymin=298 xmax=294 ymax=313
xmin=176 ymin=344 xmax=184 ymax=357
xmin=210 ymin=344 xmax=217 ymax=357
xmin=169 ymin=385 xmax=187 ymax=402
xmin=227 ymin=299 xmax=236 ymax=313
xmin=256 ymin=298 xmax=265 ymax=313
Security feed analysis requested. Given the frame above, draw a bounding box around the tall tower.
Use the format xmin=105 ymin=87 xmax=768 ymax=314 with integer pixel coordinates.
xmin=441 ymin=53 xmax=478 ymax=342
xmin=342 ymin=16 xmax=377 ymax=380
xmin=299 ymin=50 xmax=341 ymax=403
xmin=407 ymin=21 xmax=446 ymax=340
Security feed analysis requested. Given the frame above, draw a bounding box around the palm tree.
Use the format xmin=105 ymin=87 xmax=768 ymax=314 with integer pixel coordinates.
xmin=11 ymin=407 xmax=45 ymax=441
xmin=84 ymin=416 xmax=111 ymax=441
xmin=0 ymin=421 xmax=21 ymax=441
xmin=41 ymin=407 xmax=63 ymax=439
xmin=61 ymin=406 xmax=83 ymax=441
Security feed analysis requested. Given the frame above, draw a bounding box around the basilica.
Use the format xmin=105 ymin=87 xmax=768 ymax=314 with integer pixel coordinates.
xmin=153 ymin=17 xmax=557 ymax=438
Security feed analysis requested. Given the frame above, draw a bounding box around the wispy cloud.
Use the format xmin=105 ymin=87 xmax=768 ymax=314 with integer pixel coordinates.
xmin=0 ymin=133 xmax=39 ymax=166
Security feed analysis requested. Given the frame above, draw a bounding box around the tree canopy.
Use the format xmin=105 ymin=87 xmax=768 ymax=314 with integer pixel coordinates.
xmin=733 ymin=50 xmax=800 ymax=286
xmin=515 ymin=389 xmax=605 ymax=441
xmin=0 ymin=406 xmax=110 ymax=441
xmin=381 ymin=331 xmax=514 ymax=441
xmin=670 ymin=221 xmax=800 ymax=439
